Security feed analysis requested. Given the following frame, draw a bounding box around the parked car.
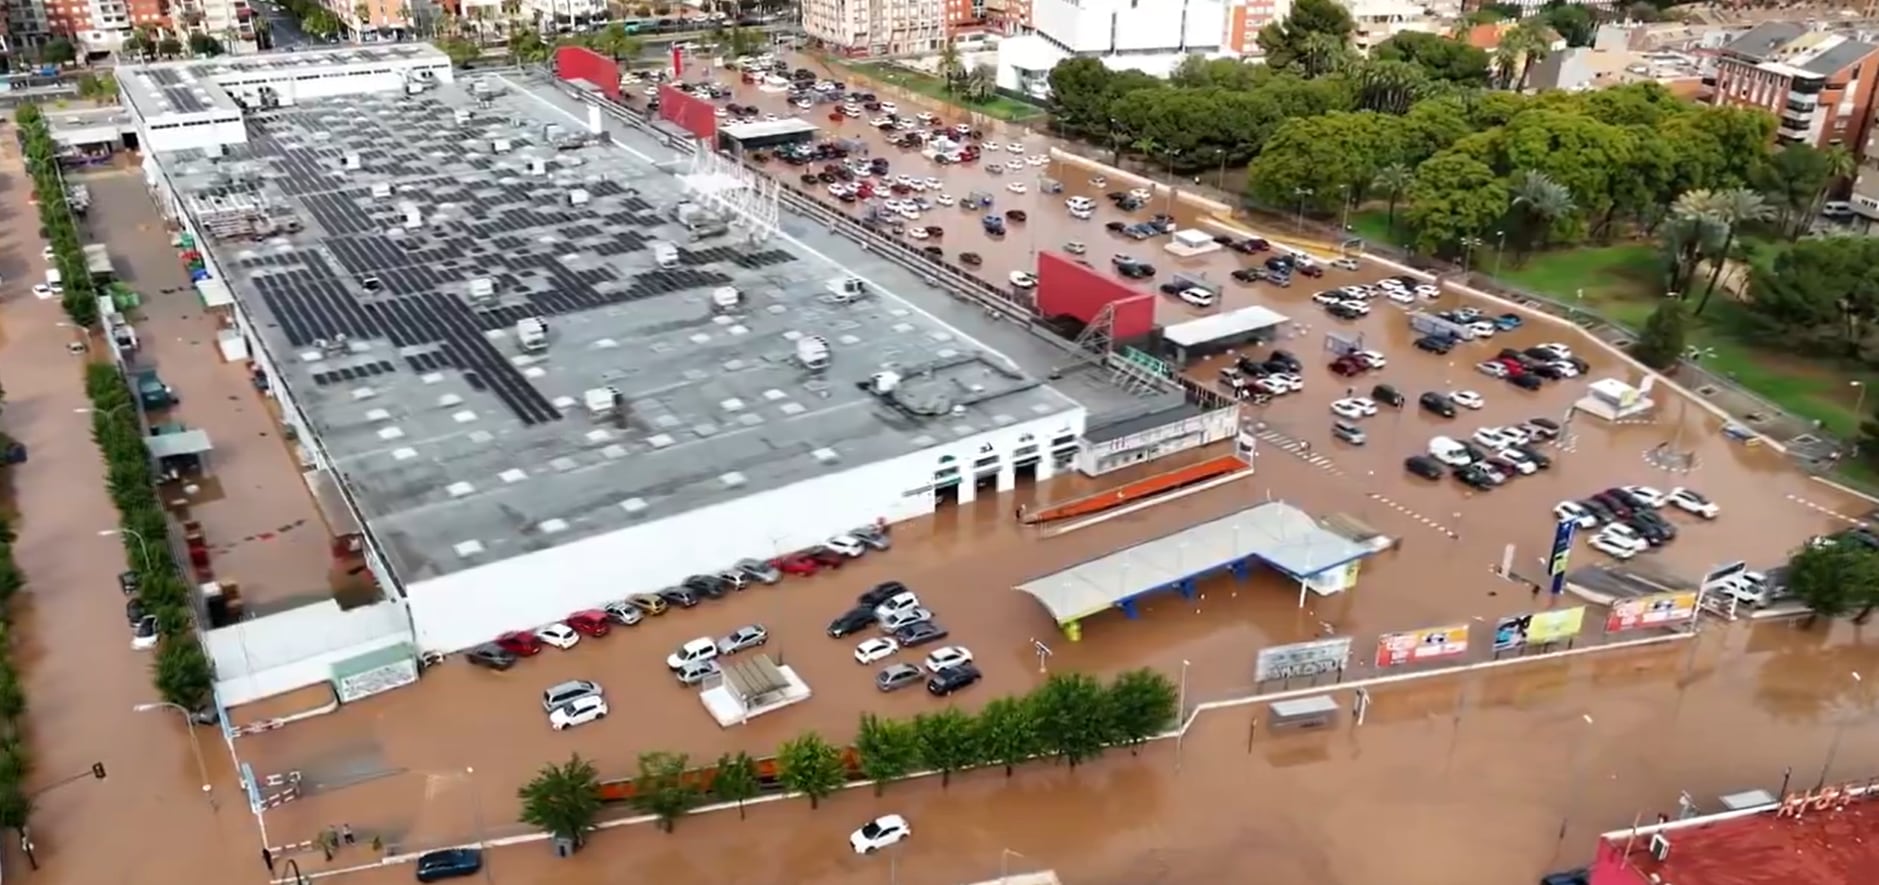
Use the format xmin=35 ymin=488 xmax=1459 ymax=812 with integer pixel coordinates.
xmin=548 ymin=695 xmax=608 ymax=730
xmin=1414 ymin=335 xmax=1456 ymax=354
xmin=1404 ymin=455 xmax=1444 ymax=480
xmin=733 ymin=558 xmax=783 ymax=584
xmin=675 ymin=659 xmax=720 ymax=686
xmin=926 ymin=662 xmax=982 ymax=696
xmin=806 ymin=547 xmax=848 ymax=568
xmin=625 ymin=593 xmax=668 ymax=615
xmin=880 ymin=606 xmax=934 ymax=632
xmin=876 ymin=663 xmax=925 ymax=692
xmin=825 ymin=534 xmax=869 ymax=557
xmin=894 ymin=620 xmax=949 ymax=647
xmin=1419 ymin=392 xmax=1457 ymax=418
xmin=1668 ymin=487 xmax=1719 ymax=518
xmin=683 ymin=574 xmax=732 ymax=599
xmin=464 ymin=644 xmax=517 ymax=670
xmin=494 ymin=631 xmax=543 ymax=656
xmin=666 ymin=637 xmax=718 ymax=669
xmin=859 ymin=581 xmax=910 ymax=607
xmin=603 ymin=601 xmax=644 ymax=626
xmin=541 ymin=679 xmax=603 ymax=713
xmin=855 ymin=637 xmax=899 ymax=664
xmin=717 ymin=625 xmax=769 ymax=655
xmin=828 ymin=605 xmax=878 ymax=638
xmin=564 ymin=610 xmax=612 ymax=638
xmin=923 ymin=646 xmax=974 ymax=671
xmin=774 ymin=553 xmax=822 ymax=576
xmin=850 ymin=525 xmax=893 ymax=550
xmin=657 ymin=587 xmax=702 ymax=608
xmin=850 ymin=814 xmax=912 ymax=854
xmin=415 ymin=848 xmax=484 ymax=882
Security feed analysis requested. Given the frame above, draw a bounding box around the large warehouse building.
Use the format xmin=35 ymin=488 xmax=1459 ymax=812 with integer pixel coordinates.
xmin=120 ymin=46 xmax=1225 ymax=704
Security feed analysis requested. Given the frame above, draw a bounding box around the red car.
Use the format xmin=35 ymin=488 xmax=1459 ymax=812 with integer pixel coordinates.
xmin=1329 ymin=356 xmax=1366 ymax=377
xmin=775 ymin=554 xmax=821 ymax=577
xmin=494 ymin=631 xmax=543 ymax=656
xmin=805 ymin=547 xmax=847 ymax=568
xmin=565 ymin=610 xmax=612 ymax=638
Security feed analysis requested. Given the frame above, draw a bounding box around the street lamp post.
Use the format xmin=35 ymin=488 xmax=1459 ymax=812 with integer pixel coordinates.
xmin=1214 ymin=148 xmax=1229 ymax=190
xmin=1853 ymin=382 xmax=1868 ymax=456
xmin=1000 ymin=848 xmax=1026 ymax=882
xmin=1818 ymin=671 xmax=1863 ymax=790
xmin=1339 ymin=184 xmax=1352 ymax=233
xmin=101 ymin=528 xmax=152 ymax=571
xmin=1458 ymin=236 xmax=1484 ymax=274
xmin=133 ymin=702 xmax=214 ymax=805
xmin=1494 ymin=229 xmax=1507 ymax=275
xmin=1174 ymin=658 xmax=1191 ymax=771
xmin=1293 ymin=187 xmax=1313 ymax=232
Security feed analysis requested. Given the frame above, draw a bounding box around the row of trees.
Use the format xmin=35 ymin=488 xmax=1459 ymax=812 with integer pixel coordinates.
xmin=121 ymin=25 xmax=226 ymax=61
xmin=0 ymin=386 xmax=38 ymax=833
xmin=519 ymin=669 xmax=1179 ymax=844
xmin=17 ymin=104 xmax=101 ymax=329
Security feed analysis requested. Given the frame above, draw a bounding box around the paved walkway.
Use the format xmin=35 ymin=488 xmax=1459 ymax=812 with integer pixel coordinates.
xmin=0 ymin=151 xmax=259 ymax=882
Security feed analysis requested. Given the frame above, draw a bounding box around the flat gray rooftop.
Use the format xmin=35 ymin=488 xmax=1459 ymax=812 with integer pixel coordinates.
xmin=156 ymin=76 xmax=1104 ymax=581
xmin=121 ymin=45 xmax=448 ymax=120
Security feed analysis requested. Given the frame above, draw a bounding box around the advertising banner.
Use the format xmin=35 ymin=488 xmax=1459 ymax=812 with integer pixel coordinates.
xmin=1492 ymin=607 xmax=1587 ymax=651
xmin=1547 ymin=518 xmax=1577 ymax=596
xmin=1254 ymin=637 xmax=1353 ymax=682
xmin=1605 ymin=591 xmax=1700 ymax=632
xmin=1374 ymin=624 xmax=1470 ymax=668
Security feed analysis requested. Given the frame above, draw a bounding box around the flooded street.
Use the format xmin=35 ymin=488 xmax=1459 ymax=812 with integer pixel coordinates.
xmin=1 ymin=64 xmax=1878 ymax=885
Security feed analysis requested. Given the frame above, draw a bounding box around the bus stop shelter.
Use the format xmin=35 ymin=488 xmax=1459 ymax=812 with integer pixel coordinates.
xmin=1014 ymin=501 xmax=1370 ymax=640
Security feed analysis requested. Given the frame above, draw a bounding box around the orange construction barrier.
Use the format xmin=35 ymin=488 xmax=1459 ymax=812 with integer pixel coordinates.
xmin=1020 ymin=455 xmax=1246 ymax=525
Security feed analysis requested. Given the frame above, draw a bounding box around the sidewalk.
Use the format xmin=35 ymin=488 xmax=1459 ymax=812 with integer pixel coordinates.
xmin=0 ymin=153 xmax=258 ymax=880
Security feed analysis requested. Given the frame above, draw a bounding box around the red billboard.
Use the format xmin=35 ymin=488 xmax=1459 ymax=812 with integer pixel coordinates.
xmin=553 ymin=46 xmax=620 ymax=104
xmin=658 ymin=84 xmax=719 ymax=142
xmin=1035 ymin=252 xmax=1155 ymax=339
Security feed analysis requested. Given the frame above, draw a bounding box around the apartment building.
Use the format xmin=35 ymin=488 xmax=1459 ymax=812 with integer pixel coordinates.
xmin=803 ymin=0 xmax=946 ymax=56
xmin=978 ymin=0 xmax=1030 ymax=34
xmin=995 ymin=0 xmax=1226 ymax=94
xmin=516 ymin=0 xmax=605 ymax=31
xmin=1708 ymin=21 xmax=1879 ymax=153
xmin=1222 ymin=0 xmax=1289 ymax=56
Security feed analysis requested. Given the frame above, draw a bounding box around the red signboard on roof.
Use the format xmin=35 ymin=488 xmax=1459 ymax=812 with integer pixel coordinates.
xmin=552 ymin=46 xmax=621 ymax=104
xmin=658 ymin=84 xmax=718 ymax=142
xmin=1034 ymin=252 xmax=1154 ymax=340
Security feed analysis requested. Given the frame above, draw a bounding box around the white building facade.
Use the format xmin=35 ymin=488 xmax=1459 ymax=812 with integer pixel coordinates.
xmin=996 ymin=0 xmax=1227 ymax=94
xmin=804 ymin=0 xmax=946 ymax=57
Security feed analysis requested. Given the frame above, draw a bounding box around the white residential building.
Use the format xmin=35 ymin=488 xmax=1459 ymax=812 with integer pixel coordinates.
xmin=996 ymin=0 xmax=1227 ymax=95
xmin=803 ymin=0 xmax=946 ymax=57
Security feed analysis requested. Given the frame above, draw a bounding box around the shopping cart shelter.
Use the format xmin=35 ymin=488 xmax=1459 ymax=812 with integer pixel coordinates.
xmin=1014 ymin=501 xmax=1375 ymax=640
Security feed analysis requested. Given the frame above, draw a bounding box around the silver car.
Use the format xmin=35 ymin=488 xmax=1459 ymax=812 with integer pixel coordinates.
xmin=849 ymin=525 xmax=892 ymax=551
xmin=603 ymin=601 xmax=643 ymax=626
xmin=734 ymin=558 xmax=783 ymax=584
xmin=876 ymin=663 xmax=923 ymax=692
xmin=676 ymin=659 xmax=720 ymax=686
xmin=879 ymin=606 xmax=932 ymax=632
xmin=717 ymin=624 xmax=769 ymax=655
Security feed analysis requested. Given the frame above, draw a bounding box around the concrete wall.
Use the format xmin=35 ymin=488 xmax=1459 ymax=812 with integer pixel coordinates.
xmin=405 ymin=410 xmax=1084 ymax=653
xmin=207 ymin=599 xmax=414 ymax=705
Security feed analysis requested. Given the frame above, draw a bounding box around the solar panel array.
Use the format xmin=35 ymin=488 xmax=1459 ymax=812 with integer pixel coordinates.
xmin=230 ymin=95 xmax=803 ymax=429
xmin=145 ymin=67 xmax=210 ymax=113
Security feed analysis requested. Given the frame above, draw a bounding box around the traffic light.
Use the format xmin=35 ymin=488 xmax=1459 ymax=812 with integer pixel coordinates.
xmin=90 ymin=762 xmax=106 ymax=780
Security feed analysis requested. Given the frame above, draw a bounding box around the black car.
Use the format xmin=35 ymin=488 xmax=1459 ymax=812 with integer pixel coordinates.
xmin=118 ymin=570 xmax=140 ymax=595
xmin=927 ymin=662 xmax=982 ymax=696
xmin=1268 ymin=349 xmax=1301 ymax=372
xmin=1529 ymin=362 xmax=1567 ymax=380
xmin=1264 ymin=255 xmax=1295 ymax=273
xmin=1116 ymin=261 xmax=1155 ymax=279
xmin=1455 ymin=465 xmax=1495 ymax=490
xmin=1458 ymin=440 xmax=1491 ymax=463
xmin=1414 ymin=335 xmax=1455 ymax=355
xmin=1235 ymin=355 xmax=1269 ymax=375
xmin=894 ymin=620 xmax=949 ymax=647
xmin=1419 ymin=392 xmax=1457 ymax=418
xmin=126 ymin=598 xmax=145 ymax=627
xmin=1158 ymin=282 xmax=1184 ymax=295
xmin=1579 ymin=497 xmax=1615 ymax=523
xmin=1528 ymin=416 xmax=1562 ymax=434
xmin=1405 ymin=455 xmax=1444 ymax=480
xmin=1327 ymin=303 xmax=1364 ymax=320
xmin=1231 ymin=237 xmax=1270 ymax=253
xmin=1230 ymin=267 xmax=1265 ymax=283
xmin=1592 ymin=493 xmax=1632 ymax=519
xmin=416 ymin=848 xmax=484 ymax=882
xmin=1515 ymin=443 xmax=1552 ymax=469
xmin=465 ymin=644 xmax=516 ymax=671
xmin=1508 ymin=372 xmax=1544 ymax=391
xmin=1625 ymin=516 xmax=1670 ymax=546
xmin=657 ymin=587 xmax=702 ymax=608
xmin=683 ymin=574 xmax=731 ymax=599
xmin=1635 ymin=510 xmax=1678 ymax=541
xmin=1372 ymin=384 xmax=1405 ymax=408
xmin=827 ymin=605 xmax=877 ymax=638
xmin=859 ymin=581 xmax=909 ymax=607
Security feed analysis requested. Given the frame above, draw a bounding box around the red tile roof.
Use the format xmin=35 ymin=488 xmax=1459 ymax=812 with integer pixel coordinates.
xmin=1593 ymin=789 xmax=1879 ymax=885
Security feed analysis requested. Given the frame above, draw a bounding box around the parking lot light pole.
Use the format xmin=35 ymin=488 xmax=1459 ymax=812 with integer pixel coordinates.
xmin=1292 ymin=187 xmax=1313 ymax=232
xmin=467 ymin=766 xmax=493 ymax=883
xmin=1494 ymin=230 xmax=1507 ymax=274
xmin=133 ymin=702 xmax=213 ymax=805
xmin=1853 ymin=382 xmax=1868 ymax=455
xmin=1175 ymin=659 xmax=1191 ymax=771
xmin=1000 ymin=848 xmax=1026 ymax=881
xmin=1818 ymin=671 xmax=1863 ymax=790
xmin=99 ymin=528 xmax=151 ymax=571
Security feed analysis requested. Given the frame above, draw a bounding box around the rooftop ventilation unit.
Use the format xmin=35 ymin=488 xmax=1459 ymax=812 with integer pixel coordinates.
xmin=467 ymin=277 xmax=495 ymax=303
xmin=568 ymin=188 xmax=591 ymax=206
xmin=528 ymin=157 xmax=548 ymax=176
xmin=1649 ymin=834 xmax=1670 ymax=862
xmin=711 ymin=286 xmax=742 ymax=312
xmin=492 ymin=138 xmax=512 ymax=153
xmin=370 ymin=182 xmax=393 ymax=199
xmin=454 ymin=108 xmax=472 ymax=125
xmin=517 ymin=317 xmax=548 ymax=353
xmin=867 ymin=371 xmax=901 ymax=395
xmin=584 ymin=386 xmax=623 ymax=419
xmin=399 ymin=201 xmax=422 ymax=229
xmin=827 ymin=276 xmax=868 ymax=304
xmin=587 ymin=104 xmax=603 ymax=135
xmin=796 ymin=335 xmax=830 ymax=372
xmin=342 ymin=152 xmax=362 ymax=170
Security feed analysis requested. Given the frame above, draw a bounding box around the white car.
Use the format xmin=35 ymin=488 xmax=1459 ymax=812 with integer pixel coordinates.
xmin=666 ymin=637 xmax=718 ymax=670
xmin=793 ymin=99 xmax=813 ymax=110
xmin=535 ymin=623 xmax=581 ymax=650
xmin=1128 ymin=187 xmax=1152 ymax=201
xmin=908 ymin=227 xmax=930 ymax=240
xmin=1006 ymin=142 xmax=1024 ymax=153
xmin=923 ymin=177 xmax=943 ymax=190
xmin=1006 ymin=182 xmax=1027 ymax=194
xmin=1311 ymin=291 xmax=1343 ymax=307
xmin=131 ymin=615 xmax=159 ymax=651
xmin=1534 ymin=343 xmax=1573 ymax=360
xmin=1266 ymin=373 xmax=1304 ymax=393
xmin=1624 ymin=485 xmax=1669 ymax=508
xmin=879 ymin=102 xmax=899 ymax=114
xmin=548 ymin=695 xmax=609 ymax=731
xmin=854 ymin=637 xmax=899 ymax=664
xmin=1413 ymin=284 xmax=1440 ymax=299
xmin=1590 ymin=530 xmax=1645 ymax=560
xmin=1336 ymin=300 xmax=1371 ymax=316
xmin=1354 ymin=350 xmax=1387 ymax=369
xmin=1465 ymin=321 xmax=1497 ymax=339
xmin=1387 ymin=288 xmax=1416 ymax=305
xmin=1178 ymin=288 xmax=1216 ymax=307
xmin=1668 ymin=487 xmax=1719 ymax=519
xmin=1549 ymin=361 xmax=1582 ymax=378
xmin=1430 ymin=437 xmax=1473 ymax=467
xmin=827 ymin=534 xmax=868 ymax=556
xmin=1554 ymin=500 xmax=1597 ymax=529
xmin=1066 ymin=196 xmax=1095 ymax=212
xmin=1064 ymin=241 xmax=1088 ymax=255
xmin=1475 ymin=361 xmax=1509 ymax=379
xmin=717 ymin=107 xmax=732 ymax=118
xmin=850 ymin=814 xmax=911 ymax=854
xmin=1026 ymin=154 xmax=1048 ymax=166
xmin=1330 ymin=398 xmax=1377 ymax=419
xmin=1449 ymin=390 xmax=1485 ymax=410
xmin=1494 ymin=451 xmax=1538 ymax=475
xmin=923 ymin=646 xmax=974 ymax=671
xmin=935 ymin=193 xmax=955 ymax=206
xmin=1009 ymin=271 xmax=1038 ymax=289
xmin=1472 ymin=427 xmax=1523 ymax=449
xmin=31 ymin=283 xmax=58 ymax=300
xmin=880 ymin=606 xmax=933 ymax=632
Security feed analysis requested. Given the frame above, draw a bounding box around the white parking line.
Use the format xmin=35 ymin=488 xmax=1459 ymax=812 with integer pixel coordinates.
xmin=1786 ymin=494 xmax=1870 ymax=528
xmin=1366 ymin=492 xmax=1457 ymax=537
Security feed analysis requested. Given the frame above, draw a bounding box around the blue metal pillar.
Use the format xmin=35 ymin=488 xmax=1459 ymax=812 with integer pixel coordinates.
xmin=1231 ymin=557 xmax=1254 ymax=579
xmin=1119 ymin=598 xmax=1141 ymax=619
xmin=1177 ymin=578 xmax=1196 ymax=599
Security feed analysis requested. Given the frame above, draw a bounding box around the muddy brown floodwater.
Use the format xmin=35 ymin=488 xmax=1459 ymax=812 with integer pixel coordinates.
xmin=4 ymin=74 xmax=1879 ymax=885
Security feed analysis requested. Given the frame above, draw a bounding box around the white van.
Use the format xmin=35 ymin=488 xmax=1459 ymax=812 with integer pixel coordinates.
xmin=1428 ymin=436 xmax=1472 ymax=467
xmin=45 ymin=267 xmax=62 ymax=287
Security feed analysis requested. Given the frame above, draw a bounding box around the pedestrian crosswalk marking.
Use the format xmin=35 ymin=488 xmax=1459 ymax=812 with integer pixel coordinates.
xmin=1367 ymin=492 xmax=1457 ymax=538
xmin=1254 ymin=428 xmax=1343 ymax=477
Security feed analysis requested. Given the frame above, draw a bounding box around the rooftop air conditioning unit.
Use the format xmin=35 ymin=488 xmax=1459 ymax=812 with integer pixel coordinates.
xmin=492 ymin=138 xmax=512 ymax=153
xmin=711 ymin=286 xmax=741 ymax=311
xmin=528 ymin=157 xmax=548 ymax=176
xmin=454 ymin=108 xmax=472 ymax=125
xmin=568 ymin=188 xmax=591 ymax=206
xmin=868 ymin=371 xmax=900 ymax=395
xmin=587 ymin=104 xmax=603 ymax=135
xmin=796 ymin=335 xmax=830 ymax=372
xmin=583 ymin=386 xmax=623 ymax=419
xmin=827 ymin=276 xmax=867 ymax=304
xmin=343 ymin=152 xmax=362 ymax=170
xmin=1649 ymin=834 xmax=1671 ymax=862
xmin=371 ymin=182 xmax=393 ymax=199
xmin=517 ymin=317 xmax=548 ymax=352
xmin=467 ymin=278 xmax=495 ymax=302
xmin=399 ymin=201 xmax=422 ymax=229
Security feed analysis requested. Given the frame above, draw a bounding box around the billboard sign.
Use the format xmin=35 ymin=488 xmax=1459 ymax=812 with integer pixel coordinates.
xmin=1547 ymin=518 xmax=1577 ymax=596
xmin=1374 ymin=624 xmax=1470 ymax=668
xmin=1605 ymin=591 xmax=1700 ymax=632
xmin=1492 ymin=607 xmax=1587 ymax=651
xmin=1254 ymin=637 xmax=1353 ymax=682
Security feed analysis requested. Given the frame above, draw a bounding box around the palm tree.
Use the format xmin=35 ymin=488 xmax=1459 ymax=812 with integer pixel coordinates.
xmin=1805 ymin=145 xmax=1857 ymax=229
xmin=1354 ymin=60 xmax=1423 ymax=115
xmin=1694 ymin=188 xmax=1773 ymax=315
xmin=937 ymin=41 xmax=962 ymax=92
xmin=1506 ymin=170 xmax=1575 ymax=263
xmin=1664 ymin=190 xmax=1724 ymax=294
xmin=1373 ymin=163 xmax=1414 ymax=237
xmin=1298 ymin=31 xmax=1349 ymax=78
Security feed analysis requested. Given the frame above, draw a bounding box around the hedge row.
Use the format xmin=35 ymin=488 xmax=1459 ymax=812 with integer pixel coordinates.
xmin=0 ymin=391 xmax=35 ymax=828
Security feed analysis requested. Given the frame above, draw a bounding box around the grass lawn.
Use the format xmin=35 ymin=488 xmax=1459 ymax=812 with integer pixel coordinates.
xmin=827 ymin=59 xmax=1047 ymax=123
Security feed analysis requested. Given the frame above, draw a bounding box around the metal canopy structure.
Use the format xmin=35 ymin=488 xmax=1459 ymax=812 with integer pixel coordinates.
xmin=143 ymin=428 xmax=214 ymax=460
xmin=1013 ymin=502 xmax=1370 ymax=624
xmin=721 ymin=654 xmax=789 ymax=703
xmin=1162 ymin=305 xmax=1290 ymax=349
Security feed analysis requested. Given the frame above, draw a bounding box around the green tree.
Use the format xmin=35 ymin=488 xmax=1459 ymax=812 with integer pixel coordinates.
xmin=122 ymin=34 xmax=149 ymax=59
xmin=1746 ymin=237 xmax=1879 ymax=355
xmin=1257 ymin=0 xmax=1354 ymax=75
xmin=937 ymin=40 xmax=963 ymax=90
xmin=1031 ymin=672 xmax=1111 ymax=769
xmin=439 ymin=36 xmax=482 ymax=66
xmin=854 ymin=713 xmax=921 ymax=795
xmin=1246 ymin=111 xmax=1399 ymax=214
xmin=0 ymin=786 xmax=30 ymax=830
xmin=153 ymin=635 xmax=214 ymax=709
xmin=912 ymin=707 xmax=979 ymax=787
xmin=1373 ymin=162 xmax=1414 ymax=238
xmin=1662 ymin=190 xmax=1723 ymax=294
xmin=1403 ymin=151 xmax=1507 ymax=256
xmin=188 ymin=33 xmax=225 ymax=57
xmin=1784 ymin=538 xmax=1879 ymax=626
xmin=1105 ymin=668 xmax=1179 ymax=752
xmin=1371 ymin=31 xmax=1490 ymax=85
xmin=1504 ymin=169 xmax=1576 ymax=263
xmin=516 ymin=754 xmax=604 ymax=845
xmin=1045 ymin=57 xmax=1117 ymax=137
xmin=1629 ymin=297 xmax=1687 ymax=370
xmin=629 ymin=751 xmax=702 ymax=833
xmin=775 ymin=731 xmax=846 ymax=809
xmin=974 ymin=694 xmax=1040 ymax=777
xmin=1694 ymin=188 xmax=1773 ymax=314
xmin=0 ymin=669 xmax=26 ymax=722
xmin=724 ymin=26 xmax=765 ymax=57
xmin=1541 ymin=3 xmax=1596 ymax=47
xmin=41 ymin=39 xmax=77 ymax=66
xmin=709 ymin=751 xmax=761 ymax=819
xmin=1755 ymin=145 xmax=1833 ymax=239
xmin=158 ymin=36 xmax=185 ymax=58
